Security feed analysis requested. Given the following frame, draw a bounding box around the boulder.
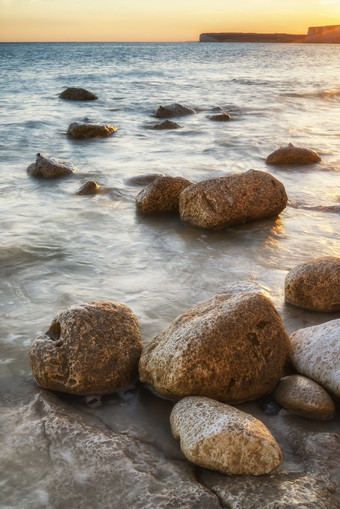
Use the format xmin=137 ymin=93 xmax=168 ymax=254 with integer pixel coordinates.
xmin=59 ymin=87 xmax=98 ymax=100
xmin=266 ymin=143 xmax=321 ymax=165
xmin=289 ymin=319 xmax=340 ymax=398
xmin=136 ymin=176 xmax=193 ymax=214
xmin=27 ymin=153 xmax=77 ymax=178
xmin=154 ymin=103 xmax=196 ymax=118
xmin=170 ymin=396 xmax=282 ymax=475
xmin=77 ymin=180 xmax=100 ymax=195
xmin=29 ymin=301 xmax=143 ymax=395
xmin=153 ymin=120 xmax=183 ymax=130
xmin=273 ymin=375 xmax=335 ymax=420
xmin=285 ymin=256 xmax=340 ymax=312
xmin=179 ymin=169 xmax=287 ymax=230
xmin=209 ymin=113 xmax=232 ymax=121
xmin=67 ymin=120 xmax=117 ymax=138
xmin=139 ymin=288 xmax=289 ymax=403
xmin=125 ymin=173 xmax=166 ymax=187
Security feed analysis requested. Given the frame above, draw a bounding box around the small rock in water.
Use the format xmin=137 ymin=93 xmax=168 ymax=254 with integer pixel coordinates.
xmin=27 ymin=153 xmax=78 ymax=178
xmin=258 ymin=396 xmax=282 ymax=415
xmin=154 ymin=103 xmax=196 ymax=118
xmin=67 ymin=120 xmax=117 ymax=139
xmin=125 ymin=173 xmax=166 ymax=187
xmin=59 ymin=87 xmax=98 ymax=101
xmin=85 ymin=395 xmax=102 ymax=408
xmin=153 ymin=120 xmax=183 ymax=130
xmin=265 ymin=143 xmax=321 ymax=165
xmin=77 ymin=180 xmax=100 ymax=195
xmin=209 ymin=112 xmax=232 ymax=121
xmin=136 ymin=176 xmax=193 ymax=214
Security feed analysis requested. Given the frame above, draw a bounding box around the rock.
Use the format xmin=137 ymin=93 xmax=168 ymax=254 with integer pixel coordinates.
xmin=170 ymin=396 xmax=282 ymax=475
xmin=153 ymin=120 xmax=183 ymax=130
xmin=136 ymin=176 xmax=193 ymax=214
xmin=274 ymin=375 xmax=335 ymax=420
xmin=27 ymin=153 xmax=77 ymax=178
xmin=67 ymin=120 xmax=117 ymax=138
xmin=289 ymin=319 xmax=340 ymax=398
xmin=29 ymin=301 xmax=143 ymax=395
xmin=139 ymin=288 xmax=289 ymax=403
xmin=77 ymin=180 xmax=100 ymax=195
xmin=285 ymin=256 xmax=340 ymax=312
xmin=179 ymin=169 xmax=288 ymax=230
xmin=154 ymin=103 xmax=196 ymax=118
xmin=209 ymin=113 xmax=232 ymax=121
xmin=59 ymin=87 xmax=98 ymax=100
xmin=125 ymin=173 xmax=166 ymax=187
xmin=266 ymin=143 xmax=321 ymax=165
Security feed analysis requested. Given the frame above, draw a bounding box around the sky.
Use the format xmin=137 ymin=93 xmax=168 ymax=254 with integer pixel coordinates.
xmin=0 ymin=0 xmax=340 ymax=42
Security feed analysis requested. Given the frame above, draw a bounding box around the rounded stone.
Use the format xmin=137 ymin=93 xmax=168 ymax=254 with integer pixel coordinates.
xmin=179 ymin=169 xmax=288 ymax=230
xmin=67 ymin=120 xmax=117 ymax=139
xmin=170 ymin=396 xmax=282 ymax=475
xmin=265 ymin=143 xmax=321 ymax=165
xmin=209 ymin=113 xmax=232 ymax=121
xmin=136 ymin=176 xmax=193 ymax=214
xmin=154 ymin=103 xmax=196 ymax=118
xmin=139 ymin=288 xmax=289 ymax=403
xmin=29 ymin=301 xmax=143 ymax=395
xmin=27 ymin=153 xmax=77 ymax=178
xmin=285 ymin=256 xmax=340 ymax=312
xmin=273 ymin=375 xmax=335 ymax=420
xmin=59 ymin=87 xmax=98 ymax=101
xmin=77 ymin=180 xmax=100 ymax=195
xmin=153 ymin=120 xmax=183 ymax=130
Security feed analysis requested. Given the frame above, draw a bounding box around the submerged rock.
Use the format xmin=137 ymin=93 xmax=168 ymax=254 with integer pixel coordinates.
xmin=67 ymin=120 xmax=117 ymax=138
xmin=59 ymin=87 xmax=98 ymax=101
xmin=29 ymin=301 xmax=143 ymax=395
xmin=77 ymin=180 xmax=100 ymax=195
xmin=209 ymin=112 xmax=232 ymax=121
xmin=136 ymin=176 xmax=193 ymax=214
xmin=153 ymin=120 xmax=183 ymax=130
xmin=179 ymin=169 xmax=288 ymax=230
xmin=27 ymin=153 xmax=77 ymax=178
xmin=289 ymin=319 xmax=340 ymax=399
xmin=285 ymin=256 xmax=340 ymax=312
xmin=266 ymin=143 xmax=321 ymax=165
xmin=125 ymin=173 xmax=166 ymax=187
xmin=154 ymin=103 xmax=196 ymax=118
xmin=139 ymin=287 xmax=289 ymax=403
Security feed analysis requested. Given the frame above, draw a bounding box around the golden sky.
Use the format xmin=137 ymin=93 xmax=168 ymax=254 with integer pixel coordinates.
xmin=1 ymin=0 xmax=340 ymax=42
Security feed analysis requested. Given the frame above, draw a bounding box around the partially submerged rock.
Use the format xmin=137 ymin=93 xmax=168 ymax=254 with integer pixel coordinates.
xmin=139 ymin=287 xmax=289 ymax=403
xmin=289 ymin=319 xmax=340 ymax=399
xmin=266 ymin=143 xmax=321 ymax=165
xmin=29 ymin=301 xmax=143 ymax=395
xmin=273 ymin=375 xmax=335 ymax=420
xmin=136 ymin=176 xmax=193 ymax=214
xmin=59 ymin=87 xmax=98 ymax=101
xmin=209 ymin=112 xmax=232 ymax=121
xmin=154 ymin=103 xmax=196 ymax=118
xmin=67 ymin=120 xmax=117 ymax=139
xmin=153 ymin=120 xmax=183 ymax=130
xmin=170 ymin=396 xmax=282 ymax=475
xmin=77 ymin=180 xmax=100 ymax=195
xmin=125 ymin=173 xmax=166 ymax=187
xmin=179 ymin=170 xmax=288 ymax=230
xmin=285 ymin=256 xmax=340 ymax=312
xmin=27 ymin=153 xmax=77 ymax=178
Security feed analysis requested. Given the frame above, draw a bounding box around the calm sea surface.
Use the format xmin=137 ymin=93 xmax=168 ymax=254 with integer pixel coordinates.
xmin=0 ymin=42 xmax=339 ymax=505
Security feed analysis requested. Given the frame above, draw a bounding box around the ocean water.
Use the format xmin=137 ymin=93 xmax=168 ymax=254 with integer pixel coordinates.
xmin=0 ymin=42 xmax=339 ymax=506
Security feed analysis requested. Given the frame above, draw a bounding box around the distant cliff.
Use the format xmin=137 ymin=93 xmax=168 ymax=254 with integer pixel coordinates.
xmin=304 ymin=25 xmax=340 ymax=43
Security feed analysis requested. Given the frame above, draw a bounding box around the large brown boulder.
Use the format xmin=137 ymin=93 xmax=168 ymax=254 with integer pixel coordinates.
xmin=59 ymin=87 xmax=98 ymax=100
xmin=136 ymin=176 xmax=193 ymax=214
xmin=285 ymin=256 xmax=340 ymax=312
xmin=29 ymin=301 xmax=143 ymax=395
xmin=67 ymin=120 xmax=117 ymax=138
xmin=154 ymin=103 xmax=196 ymax=118
xmin=265 ymin=143 xmax=321 ymax=165
xmin=27 ymin=153 xmax=77 ymax=178
xmin=179 ymin=170 xmax=287 ymax=230
xmin=139 ymin=286 xmax=289 ymax=403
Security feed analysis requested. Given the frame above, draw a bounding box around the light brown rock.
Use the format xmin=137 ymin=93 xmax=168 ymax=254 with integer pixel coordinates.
xmin=170 ymin=397 xmax=282 ymax=475
xmin=285 ymin=256 xmax=340 ymax=312
xmin=67 ymin=120 xmax=117 ymax=138
xmin=77 ymin=180 xmax=100 ymax=195
xmin=29 ymin=301 xmax=143 ymax=395
xmin=27 ymin=153 xmax=77 ymax=178
xmin=139 ymin=288 xmax=289 ymax=403
xmin=136 ymin=176 xmax=193 ymax=214
xmin=274 ymin=375 xmax=335 ymax=420
xmin=209 ymin=112 xmax=232 ymax=121
xmin=266 ymin=143 xmax=321 ymax=165
xmin=154 ymin=103 xmax=196 ymax=118
xmin=59 ymin=87 xmax=98 ymax=100
xmin=179 ymin=169 xmax=288 ymax=230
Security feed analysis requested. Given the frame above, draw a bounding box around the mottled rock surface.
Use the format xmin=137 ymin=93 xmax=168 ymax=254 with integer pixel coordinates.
xmin=155 ymin=103 xmax=196 ymax=118
xmin=27 ymin=153 xmax=77 ymax=178
xmin=209 ymin=113 xmax=232 ymax=121
xmin=67 ymin=120 xmax=117 ymax=138
xmin=171 ymin=396 xmax=282 ymax=475
xmin=289 ymin=319 xmax=340 ymax=398
xmin=154 ymin=120 xmax=183 ymax=130
xmin=136 ymin=176 xmax=193 ymax=214
xmin=139 ymin=288 xmax=289 ymax=402
xmin=285 ymin=256 xmax=340 ymax=312
xmin=274 ymin=375 xmax=335 ymax=420
xmin=266 ymin=143 xmax=321 ymax=165
xmin=179 ymin=170 xmax=288 ymax=230
xmin=59 ymin=87 xmax=98 ymax=100
xmin=77 ymin=180 xmax=100 ymax=195
xmin=29 ymin=301 xmax=143 ymax=395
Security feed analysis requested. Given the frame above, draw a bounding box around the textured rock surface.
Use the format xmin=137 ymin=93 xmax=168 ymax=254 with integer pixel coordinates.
xmin=266 ymin=143 xmax=321 ymax=165
xmin=77 ymin=180 xmax=100 ymax=195
xmin=136 ymin=176 xmax=193 ymax=214
xmin=285 ymin=256 xmax=340 ymax=312
xmin=139 ymin=288 xmax=289 ymax=402
xmin=209 ymin=113 xmax=232 ymax=121
xmin=155 ymin=103 xmax=196 ymax=118
xmin=289 ymin=319 xmax=340 ymax=398
xmin=154 ymin=120 xmax=183 ymax=129
xmin=67 ymin=120 xmax=117 ymax=138
xmin=179 ymin=170 xmax=287 ymax=230
xmin=273 ymin=375 xmax=335 ymax=420
xmin=27 ymin=153 xmax=77 ymax=178
xmin=29 ymin=301 xmax=143 ymax=395
xmin=59 ymin=87 xmax=98 ymax=100
xmin=170 ymin=396 xmax=282 ymax=475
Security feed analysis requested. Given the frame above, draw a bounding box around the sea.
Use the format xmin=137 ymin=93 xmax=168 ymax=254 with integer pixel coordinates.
xmin=0 ymin=42 xmax=339 ymax=507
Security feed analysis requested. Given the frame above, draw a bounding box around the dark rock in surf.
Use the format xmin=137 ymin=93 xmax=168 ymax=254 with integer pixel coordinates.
xmin=77 ymin=180 xmax=100 ymax=195
xmin=27 ymin=153 xmax=77 ymax=178
xmin=154 ymin=120 xmax=183 ymax=130
xmin=209 ymin=112 xmax=232 ymax=121
xmin=67 ymin=120 xmax=117 ymax=139
xmin=136 ymin=176 xmax=193 ymax=214
xmin=154 ymin=103 xmax=196 ymax=118
xmin=59 ymin=87 xmax=98 ymax=101
xmin=266 ymin=143 xmax=321 ymax=165
xmin=125 ymin=173 xmax=166 ymax=187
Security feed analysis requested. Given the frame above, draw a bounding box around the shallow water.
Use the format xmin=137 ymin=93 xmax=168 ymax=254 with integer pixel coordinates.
xmin=0 ymin=42 xmax=339 ymax=506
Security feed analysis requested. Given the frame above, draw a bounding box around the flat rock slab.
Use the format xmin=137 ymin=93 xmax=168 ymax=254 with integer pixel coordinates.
xmin=67 ymin=120 xmax=117 ymax=138
xmin=136 ymin=176 xmax=193 ymax=214
xmin=155 ymin=103 xmax=196 ymax=118
xmin=59 ymin=87 xmax=98 ymax=100
xmin=27 ymin=153 xmax=78 ymax=178
xmin=266 ymin=143 xmax=321 ymax=165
